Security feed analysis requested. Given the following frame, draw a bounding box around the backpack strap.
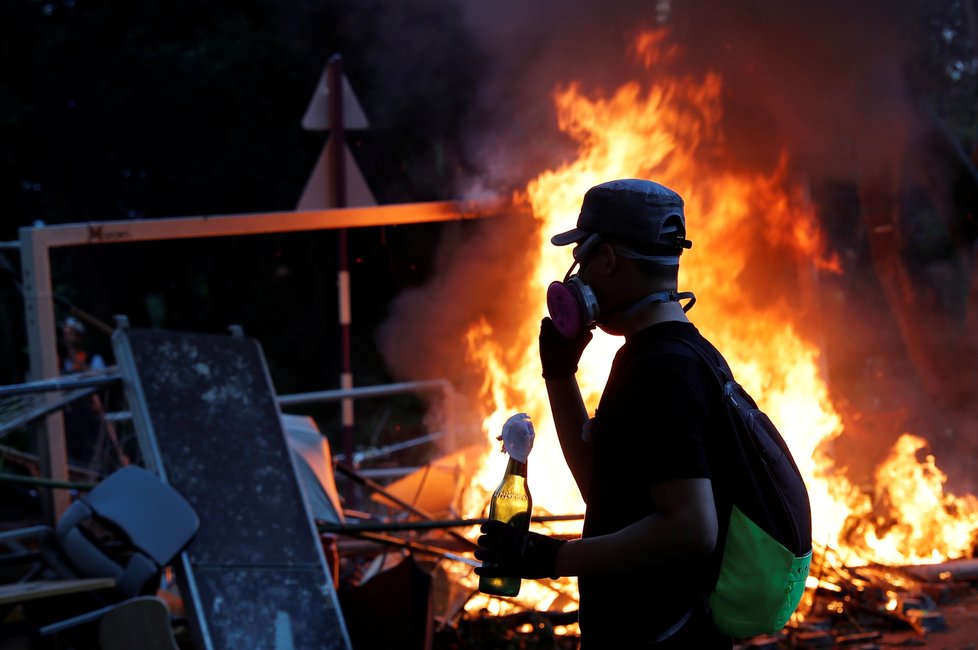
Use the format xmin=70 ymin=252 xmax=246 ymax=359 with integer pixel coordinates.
xmin=663 ymin=336 xmax=777 ymax=460
xmin=665 ymin=335 xmax=806 ymax=492
xmin=659 ymin=335 xmax=734 ymax=388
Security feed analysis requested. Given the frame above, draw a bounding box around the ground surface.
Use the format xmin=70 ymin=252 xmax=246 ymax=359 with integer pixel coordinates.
xmin=886 ymin=588 xmax=978 ymax=649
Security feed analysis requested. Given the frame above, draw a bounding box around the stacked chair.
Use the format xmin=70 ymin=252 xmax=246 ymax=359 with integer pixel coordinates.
xmin=0 ymin=465 xmax=199 ymax=648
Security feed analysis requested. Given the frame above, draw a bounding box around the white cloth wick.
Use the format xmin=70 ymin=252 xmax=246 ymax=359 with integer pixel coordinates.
xmin=499 ymin=412 xmax=535 ymax=462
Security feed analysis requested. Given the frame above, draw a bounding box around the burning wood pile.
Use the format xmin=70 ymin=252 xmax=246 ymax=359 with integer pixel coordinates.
xmin=318 ymin=458 xmax=580 ymax=648
xmin=785 ymin=551 xmax=978 ymax=648
xmin=323 ymin=458 xmax=978 ymax=649
xmin=317 ymin=407 xmax=978 ymax=647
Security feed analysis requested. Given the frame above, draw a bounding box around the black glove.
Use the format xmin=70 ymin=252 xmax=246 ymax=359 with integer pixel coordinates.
xmin=474 ymin=520 xmax=566 ymax=580
xmin=539 ymin=317 xmax=593 ymax=379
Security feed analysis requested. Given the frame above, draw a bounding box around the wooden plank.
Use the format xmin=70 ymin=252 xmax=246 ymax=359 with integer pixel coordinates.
xmin=902 ymin=559 xmax=978 ymax=583
xmin=0 ymin=577 xmax=116 ymax=605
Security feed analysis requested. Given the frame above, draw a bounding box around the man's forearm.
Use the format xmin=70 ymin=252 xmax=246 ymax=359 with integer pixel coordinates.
xmin=553 ymin=478 xmax=719 ymax=577
xmin=553 ymin=508 xmax=716 ymax=577
xmin=545 ymin=375 xmax=591 ymax=495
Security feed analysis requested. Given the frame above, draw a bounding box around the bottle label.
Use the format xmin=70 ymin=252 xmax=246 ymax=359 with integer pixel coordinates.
xmin=496 ymin=490 xmax=528 ymax=502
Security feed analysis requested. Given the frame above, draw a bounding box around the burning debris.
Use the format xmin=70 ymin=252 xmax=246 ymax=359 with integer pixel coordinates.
xmin=324 ymin=454 xmax=978 ymax=648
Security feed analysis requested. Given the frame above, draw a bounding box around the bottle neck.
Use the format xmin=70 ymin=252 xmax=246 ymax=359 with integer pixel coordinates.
xmin=505 ymin=456 xmax=528 ymax=478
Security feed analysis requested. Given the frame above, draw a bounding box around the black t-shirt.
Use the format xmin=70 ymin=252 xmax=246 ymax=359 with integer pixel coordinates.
xmin=578 ymin=320 xmax=731 ymax=647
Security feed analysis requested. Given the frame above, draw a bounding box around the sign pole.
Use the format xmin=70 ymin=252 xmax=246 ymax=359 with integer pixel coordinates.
xmin=327 ymin=56 xmax=355 ymax=465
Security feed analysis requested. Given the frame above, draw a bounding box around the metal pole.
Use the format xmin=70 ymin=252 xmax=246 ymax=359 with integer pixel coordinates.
xmin=0 ymin=388 xmax=96 ymax=441
xmin=0 ymin=473 xmax=95 ymax=491
xmin=328 ymin=54 xmax=355 ymax=463
xmin=319 ymin=513 xmax=585 ymax=534
xmin=19 ymin=227 xmax=70 ymax=521
xmin=334 ymin=462 xmax=476 ymax=549
xmin=341 ymin=530 xmax=479 ymax=568
xmin=0 ymin=370 xmax=119 ymax=397
xmin=15 ymin=201 xmax=503 ymax=250
xmin=276 ymin=378 xmax=453 ymax=406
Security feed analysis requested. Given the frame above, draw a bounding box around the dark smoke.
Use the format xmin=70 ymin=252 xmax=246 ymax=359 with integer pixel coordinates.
xmin=456 ymin=0 xmax=925 ymax=188
xmin=377 ymin=210 xmax=539 ymax=445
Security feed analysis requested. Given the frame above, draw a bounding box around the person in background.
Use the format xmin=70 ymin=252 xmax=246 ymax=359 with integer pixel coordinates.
xmin=476 ymin=179 xmax=733 ymax=648
xmin=60 ymin=316 xmax=106 ymax=374
xmin=59 ymin=316 xmax=127 ymax=467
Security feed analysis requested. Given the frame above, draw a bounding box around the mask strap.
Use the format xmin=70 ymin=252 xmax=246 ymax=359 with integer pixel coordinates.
xmin=610 ymin=245 xmax=683 ymax=266
xmin=562 ymin=260 xmax=580 ymax=283
xmin=622 ymin=290 xmax=697 ymax=316
xmin=573 ymin=233 xmax=604 ymax=264
xmin=564 ymin=233 xmax=604 ymax=281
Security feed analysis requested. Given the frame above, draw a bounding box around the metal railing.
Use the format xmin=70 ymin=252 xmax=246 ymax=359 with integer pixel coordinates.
xmin=278 ymin=378 xmax=457 ymax=454
xmin=1 ymin=373 xmax=456 ymax=484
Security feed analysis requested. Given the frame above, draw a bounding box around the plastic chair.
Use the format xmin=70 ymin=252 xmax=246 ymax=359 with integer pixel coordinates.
xmin=98 ymin=596 xmax=179 ymax=650
xmin=54 ymin=465 xmax=200 ymax=599
xmin=0 ymin=466 xmax=198 ymax=646
xmin=37 ymin=595 xmax=179 ymax=649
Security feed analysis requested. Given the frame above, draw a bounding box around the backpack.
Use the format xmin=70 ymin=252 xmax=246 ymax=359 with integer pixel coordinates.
xmin=664 ymin=335 xmax=813 ymax=639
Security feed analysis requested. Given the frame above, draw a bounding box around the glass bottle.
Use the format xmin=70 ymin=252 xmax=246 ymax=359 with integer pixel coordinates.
xmin=478 ymin=454 xmax=532 ymax=597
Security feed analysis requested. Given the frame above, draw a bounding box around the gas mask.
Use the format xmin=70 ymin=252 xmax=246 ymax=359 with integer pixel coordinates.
xmin=546 ymin=233 xmax=696 ymax=339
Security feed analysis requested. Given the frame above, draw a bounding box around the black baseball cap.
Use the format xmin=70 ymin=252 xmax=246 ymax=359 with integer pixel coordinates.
xmin=551 ymin=179 xmax=690 ymax=254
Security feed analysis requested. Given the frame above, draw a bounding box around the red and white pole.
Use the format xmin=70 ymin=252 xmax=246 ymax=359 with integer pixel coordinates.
xmin=327 ymin=55 xmax=355 ymax=463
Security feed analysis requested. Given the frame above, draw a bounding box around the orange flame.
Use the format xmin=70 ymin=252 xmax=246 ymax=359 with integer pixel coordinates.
xmin=458 ymin=29 xmax=977 ymax=616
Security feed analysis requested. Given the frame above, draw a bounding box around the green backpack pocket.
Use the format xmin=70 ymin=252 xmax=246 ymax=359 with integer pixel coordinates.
xmin=710 ymin=506 xmax=812 ymax=638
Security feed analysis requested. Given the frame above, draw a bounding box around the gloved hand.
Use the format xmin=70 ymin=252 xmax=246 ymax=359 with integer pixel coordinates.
xmin=539 ymin=317 xmax=593 ymax=379
xmin=474 ymin=520 xmax=566 ymax=580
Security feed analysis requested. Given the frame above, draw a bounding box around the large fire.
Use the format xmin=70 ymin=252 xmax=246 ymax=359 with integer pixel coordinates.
xmin=455 ymin=30 xmax=978 ymax=620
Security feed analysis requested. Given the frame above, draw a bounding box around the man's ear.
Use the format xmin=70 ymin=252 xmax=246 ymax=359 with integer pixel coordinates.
xmin=595 ymin=242 xmax=619 ymax=274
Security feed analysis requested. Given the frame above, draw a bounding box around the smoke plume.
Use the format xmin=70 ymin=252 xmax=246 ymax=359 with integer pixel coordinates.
xmin=376 ymin=0 xmax=978 ymax=491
